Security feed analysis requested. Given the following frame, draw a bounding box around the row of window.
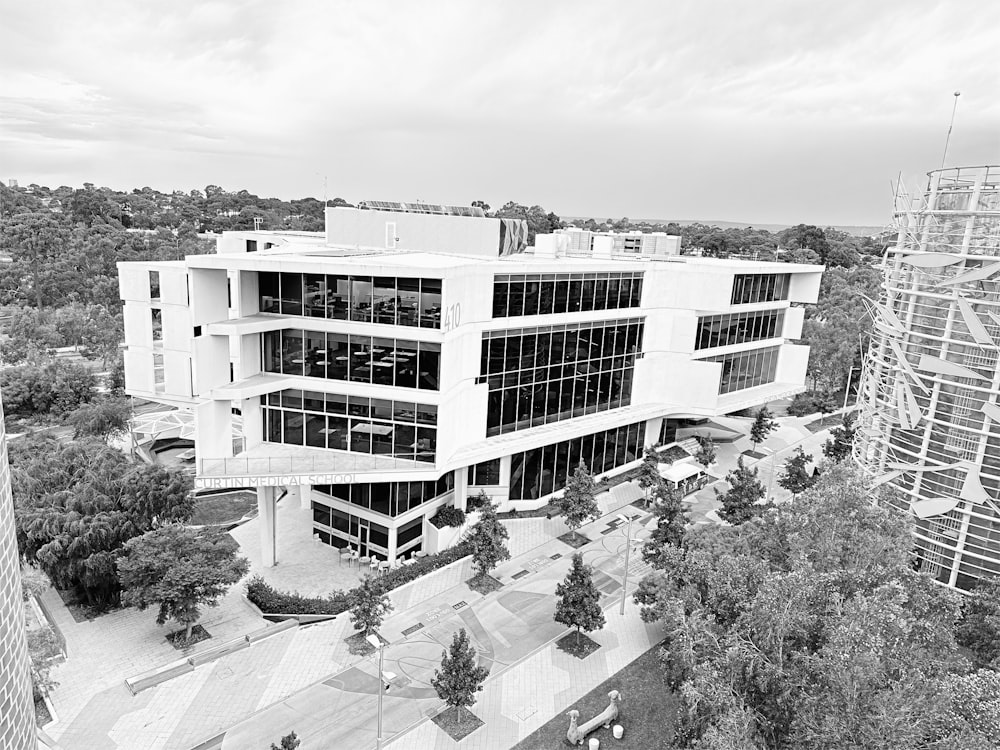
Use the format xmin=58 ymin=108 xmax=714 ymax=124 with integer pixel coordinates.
xmin=470 ymin=458 xmax=501 ymax=485
xmin=694 ymin=310 xmax=786 ymax=350
xmin=481 ymin=321 xmax=643 ymax=436
xmin=313 ymin=474 xmax=454 ymax=518
xmin=492 ymin=272 xmax=643 ymax=318
xmin=730 ymin=273 xmax=790 ymax=305
xmin=262 ymin=390 xmax=437 ymax=462
xmin=510 ymin=422 xmax=644 ymax=501
xmin=700 ymin=345 xmax=781 ymax=394
xmin=263 ymin=390 xmax=436 ymax=424
xmin=263 ymin=329 xmax=440 ymax=390
xmin=259 ymin=272 xmax=443 ymax=328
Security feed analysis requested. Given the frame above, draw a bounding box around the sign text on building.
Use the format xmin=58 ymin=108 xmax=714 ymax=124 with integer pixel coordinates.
xmin=194 ymin=473 xmax=357 ymax=489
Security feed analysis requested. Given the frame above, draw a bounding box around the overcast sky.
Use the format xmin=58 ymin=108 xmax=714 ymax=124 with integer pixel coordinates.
xmin=2 ymin=0 xmax=998 ymax=226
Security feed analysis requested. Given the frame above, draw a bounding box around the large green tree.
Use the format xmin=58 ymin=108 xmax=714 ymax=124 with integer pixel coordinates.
xmin=778 ymin=447 xmax=816 ymax=496
xmin=554 ymin=553 xmax=606 ymax=647
xmin=11 ymin=437 xmax=193 ymax=607
xmin=468 ymin=498 xmax=510 ymax=579
xmin=431 ymin=628 xmax=490 ymax=723
xmin=635 ymin=465 xmax=988 ymax=749
xmin=642 ymin=480 xmax=688 ymax=569
xmin=346 ymin=575 xmax=392 ymax=638
xmin=118 ymin=525 xmax=248 ymax=640
xmin=714 ymin=457 xmax=765 ymax=525
xmin=554 ymin=461 xmax=600 ymax=542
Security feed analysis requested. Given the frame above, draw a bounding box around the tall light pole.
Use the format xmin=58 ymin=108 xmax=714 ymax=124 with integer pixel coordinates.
xmin=616 ymin=513 xmax=634 ymax=615
xmin=365 ymin=634 xmax=385 ymax=750
xmin=941 ymin=91 xmax=961 ymax=169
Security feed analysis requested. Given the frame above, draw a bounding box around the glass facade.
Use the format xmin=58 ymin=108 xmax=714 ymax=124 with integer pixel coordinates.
xmin=695 ymin=310 xmax=785 ymax=350
xmin=471 ymin=458 xmax=501 ymax=485
xmin=510 ymin=421 xmax=644 ymax=501
xmin=263 ymin=329 xmax=440 ymax=390
xmin=259 ymin=271 xmax=442 ymax=328
xmin=701 ymin=345 xmax=780 ymax=394
xmin=492 ymin=272 xmax=643 ymax=318
xmin=262 ymin=389 xmax=437 ymax=462
xmin=730 ymin=273 xmax=790 ymax=305
xmin=481 ymin=318 xmax=644 ymax=436
xmin=313 ymin=473 xmax=454 ymax=518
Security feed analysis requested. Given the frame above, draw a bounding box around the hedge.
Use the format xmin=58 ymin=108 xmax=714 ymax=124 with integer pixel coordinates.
xmin=246 ymin=540 xmax=474 ymax=616
xmin=429 ymin=506 xmax=466 ymax=528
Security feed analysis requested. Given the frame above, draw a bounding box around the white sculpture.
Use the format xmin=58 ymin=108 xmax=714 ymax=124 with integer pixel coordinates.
xmin=566 ymin=690 xmax=621 ymax=746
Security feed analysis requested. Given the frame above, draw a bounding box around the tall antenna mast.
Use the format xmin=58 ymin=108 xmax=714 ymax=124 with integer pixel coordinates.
xmin=940 ymin=91 xmax=961 ymax=168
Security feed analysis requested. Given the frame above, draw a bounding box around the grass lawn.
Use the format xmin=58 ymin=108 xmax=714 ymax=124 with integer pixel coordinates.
xmin=513 ymin=643 xmax=676 ymax=750
xmin=190 ymin=490 xmax=257 ymax=526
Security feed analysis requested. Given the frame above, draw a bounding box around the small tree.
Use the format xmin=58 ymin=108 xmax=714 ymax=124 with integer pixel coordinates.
xmin=554 ymin=553 xmax=606 ymax=646
xmin=715 ymin=457 xmax=765 ymax=525
xmin=642 ymin=481 xmax=688 ymax=568
xmin=694 ymin=435 xmax=717 ymax=470
xmin=778 ymin=447 xmax=817 ymax=496
xmin=346 ymin=575 xmax=392 ymax=638
xmin=554 ymin=461 xmax=600 ymax=543
xmin=636 ymin=446 xmax=661 ymax=505
xmin=431 ymin=627 xmax=490 ymax=723
xmin=270 ymin=732 xmax=300 ymax=750
xmin=118 ymin=525 xmax=249 ymax=641
xmin=66 ymin=395 xmax=132 ymax=440
xmin=749 ymin=406 xmax=778 ymax=452
xmin=823 ymin=411 xmax=857 ymax=463
xmin=469 ymin=499 xmax=510 ymax=579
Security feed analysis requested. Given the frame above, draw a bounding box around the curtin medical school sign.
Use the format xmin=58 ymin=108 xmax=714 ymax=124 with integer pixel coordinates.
xmin=194 ymin=473 xmax=356 ymax=490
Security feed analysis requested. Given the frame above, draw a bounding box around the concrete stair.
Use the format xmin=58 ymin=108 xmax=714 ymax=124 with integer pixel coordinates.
xmin=677 ymin=437 xmax=702 ymax=456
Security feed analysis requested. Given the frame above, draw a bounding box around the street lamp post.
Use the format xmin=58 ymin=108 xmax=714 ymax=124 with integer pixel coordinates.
xmin=617 ymin=513 xmax=634 ymax=615
xmin=365 ymin=634 xmax=385 ymax=750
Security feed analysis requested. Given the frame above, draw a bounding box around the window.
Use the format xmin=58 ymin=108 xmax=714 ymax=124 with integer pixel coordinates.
xmin=509 ymin=422 xmax=643 ymax=501
xmin=151 ymin=309 xmax=162 ymax=341
xmin=261 ymin=330 xmax=440 ymax=391
xmin=701 ymin=345 xmax=781 ymax=394
xmin=313 ymin=473 xmax=453 ymax=518
xmin=492 ymin=272 xmax=643 ymax=317
xmin=480 ymin=318 xmax=644 ymax=436
xmin=247 ymin=240 xmax=258 ymax=253
xmin=730 ymin=274 xmax=790 ymax=305
xmin=471 ymin=459 xmax=501 ymax=485
xmin=257 ymin=271 xmax=442 ymax=329
xmin=695 ymin=310 xmax=785 ymax=350
xmin=149 ymin=270 xmax=160 ymax=300
xmin=262 ymin=389 xmax=437 ymax=462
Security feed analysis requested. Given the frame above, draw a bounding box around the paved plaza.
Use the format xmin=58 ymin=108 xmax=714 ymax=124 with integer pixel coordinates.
xmin=40 ymin=411 xmax=842 ymax=750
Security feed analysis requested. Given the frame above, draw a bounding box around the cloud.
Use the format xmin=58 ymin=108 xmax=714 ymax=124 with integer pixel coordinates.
xmin=1 ymin=0 xmax=998 ymax=224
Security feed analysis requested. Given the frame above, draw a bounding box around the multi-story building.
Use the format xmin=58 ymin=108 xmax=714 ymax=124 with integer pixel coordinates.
xmin=118 ymin=204 xmax=822 ymax=566
xmin=0 ymin=390 xmax=38 ymax=750
xmin=856 ymin=165 xmax=1000 ymax=590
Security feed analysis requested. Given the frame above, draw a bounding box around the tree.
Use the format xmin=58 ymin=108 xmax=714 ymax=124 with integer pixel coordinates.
xmin=0 ymin=361 xmax=97 ymax=417
xmin=694 ymin=435 xmax=716 ymax=470
xmin=345 ymin=575 xmax=392 ymax=638
xmin=66 ymin=395 xmax=131 ymax=440
xmin=642 ymin=481 xmax=689 ymax=569
xmin=778 ymin=448 xmax=816 ymax=496
xmin=118 ymin=525 xmax=249 ymax=640
xmin=270 ymin=732 xmax=300 ymax=750
xmin=431 ymin=627 xmax=490 ymax=722
xmin=554 ymin=553 xmax=606 ymax=646
xmin=636 ymin=446 xmax=662 ymax=505
xmin=12 ymin=437 xmax=194 ymax=608
xmin=468 ymin=498 xmax=510 ymax=579
xmin=553 ymin=461 xmax=600 ymax=542
xmin=748 ymin=406 xmax=777 ymax=452
xmin=635 ymin=465 xmax=973 ymax=750
xmin=715 ymin=457 xmax=765 ymax=525
xmin=823 ymin=411 xmax=857 ymax=463
xmin=955 ymin=576 xmax=1000 ymax=670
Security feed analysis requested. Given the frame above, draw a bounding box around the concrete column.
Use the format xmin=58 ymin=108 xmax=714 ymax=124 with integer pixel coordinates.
xmin=454 ymin=467 xmax=469 ymax=511
xmin=257 ymin=486 xmax=278 ymax=567
xmin=387 ymin=526 xmax=398 ymax=563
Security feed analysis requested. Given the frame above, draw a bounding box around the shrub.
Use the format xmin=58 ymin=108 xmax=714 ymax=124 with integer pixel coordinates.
xmin=430 ymin=506 xmax=466 ymax=528
xmin=787 ymin=390 xmax=836 ymax=417
xmin=245 ymin=540 xmax=474 ymax=615
xmin=466 ymin=491 xmax=489 ymax=511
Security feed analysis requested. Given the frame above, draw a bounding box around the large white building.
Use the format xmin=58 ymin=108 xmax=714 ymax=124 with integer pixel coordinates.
xmin=856 ymin=165 xmax=1000 ymax=590
xmin=118 ymin=204 xmax=822 ymax=566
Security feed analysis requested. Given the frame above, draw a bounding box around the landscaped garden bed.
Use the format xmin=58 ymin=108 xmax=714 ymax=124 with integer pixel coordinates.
xmin=557 ymin=531 xmax=590 ymax=549
xmin=166 ymin=624 xmax=211 ymax=649
xmin=465 ymin=573 xmax=502 ymax=596
xmin=555 ymin=631 xmax=601 ymax=659
xmin=432 ymin=706 xmax=484 ymax=742
xmin=246 ymin=540 xmax=474 ymax=617
xmin=56 ymin=588 xmax=121 ymax=623
xmin=189 ymin=490 xmax=257 ymax=526
xmin=512 ymin=643 xmax=676 ymax=750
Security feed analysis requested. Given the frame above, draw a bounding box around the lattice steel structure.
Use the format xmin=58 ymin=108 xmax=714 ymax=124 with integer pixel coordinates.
xmin=0 ymin=389 xmax=36 ymax=749
xmin=855 ymin=165 xmax=1000 ymax=590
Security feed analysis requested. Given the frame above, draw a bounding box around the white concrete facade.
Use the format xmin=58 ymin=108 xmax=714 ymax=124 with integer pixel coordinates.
xmin=119 ymin=206 xmax=822 ymax=565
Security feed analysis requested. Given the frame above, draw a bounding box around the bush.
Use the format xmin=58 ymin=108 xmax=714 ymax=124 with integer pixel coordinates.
xmin=1 ymin=361 xmax=97 ymax=417
xmin=430 ymin=506 xmax=467 ymax=528
xmin=466 ymin=491 xmax=489 ymax=511
xmin=787 ymin=390 xmax=836 ymax=417
xmin=245 ymin=540 xmax=474 ymax=615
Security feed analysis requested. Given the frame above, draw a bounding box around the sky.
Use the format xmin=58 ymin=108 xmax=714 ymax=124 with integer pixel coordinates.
xmin=1 ymin=0 xmax=998 ymax=227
